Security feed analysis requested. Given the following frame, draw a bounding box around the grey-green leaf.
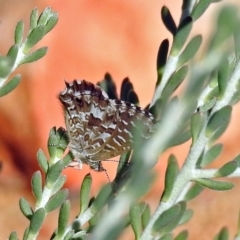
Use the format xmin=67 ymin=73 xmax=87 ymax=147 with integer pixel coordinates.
xmin=178 ymin=209 xmax=193 ymax=225
xmin=30 ymin=8 xmax=38 ymax=30
xmin=38 ymin=7 xmax=52 ymax=25
xmin=191 ymin=0 xmax=211 ymax=21
xmin=160 ymin=202 xmax=186 ymax=234
xmin=234 ymin=30 xmax=240 ymax=60
xmin=57 ymin=128 xmax=69 ymax=155
xmin=162 ymin=65 xmax=188 ymax=100
xmin=208 ymin=6 xmax=239 ymax=51
xmin=157 ymin=39 xmax=169 ymax=72
xmin=0 ymin=75 xmax=21 ymax=97
xmin=195 ymin=179 xmax=234 ymax=191
xmin=28 ymin=208 xmax=45 ymax=237
xmin=141 ymin=203 xmax=151 ymax=229
xmin=169 ymin=129 xmax=191 ymax=147
xmin=218 ymin=57 xmax=230 ymax=99
xmin=159 ymin=233 xmax=173 ymax=240
xmin=44 ymin=14 xmax=58 ymax=35
xmin=178 ymin=35 xmax=202 ymax=67
xmin=0 ymin=56 xmax=12 ymax=79
xmin=161 ymin=155 xmax=179 ymax=202
xmin=233 ymin=155 xmax=240 ymax=167
xmin=63 ymin=230 xmax=75 ymax=240
xmin=200 ymin=96 xmax=217 ymax=113
xmin=205 ymin=106 xmax=232 ymax=140
xmin=31 ymin=171 xmax=42 ymax=203
xmin=20 ymin=47 xmax=48 ymax=65
xmin=116 ymin=151 xmax=131 ymax=174
xmin=200 ymin=143 xmax=223 ymax=167
xmin=47 ymin=127 xmax=63 ymax=159
xmin=19 ymin=198 xmax=33 ymax=220
xmin=14 ymin=20 xmax=24 ymax=45
xmin=23 ymin=25 xmax=45 ymax=53
xmin=235 ymin=210 xmax=240 ymax=238
xmin=91 ymin=184 xmax=112 ymax=213
xmin=127 ymin=90 xmax=139 ymax=105
xmin=153 ymin=202 xmax=185 ymax=233
xmin=7 ymin=44 xmax=19 ymax=63
xmin=46 ymin=162 xmax=65 ymax=188
xmin=80 ymin=173 xmax=92 ymax=214
xmin=173 ymin=230 xmax=188 ymax=240
xmin=183 ymin=183 xmax=204 ymax=201
xmin=214 ymin=226 xmax=229 ymax=240
xmin=37 ymin=149 xmax=48 ymax=173
xmin=47 ymin=127 xmax=69 ymax=162
xmin=51 ymin=175 xmax=67 ymax=196
xmin=172 ymin=17 xmax=192 ymax=55
xmin=56 ymin=200 xmax=71 ymax=238
xmin=214 ymin=160 xmax=237 ymax=177
xmin=9 ymin=231 xmax=18 ymax=240
xmin=23 ymin=227 xmax=29 ymax=240
xmin=161 ymin=6 xmax=177 ymax=35
xmin=190 ymin=112 xmax=205 ymax=145
xmin=130 ymin=202 xmax=144 ymax=240
xmin=45 ymin=189 xmax=69 ymax=213
xmin=61 ymin=151 xmax=73 ymax=167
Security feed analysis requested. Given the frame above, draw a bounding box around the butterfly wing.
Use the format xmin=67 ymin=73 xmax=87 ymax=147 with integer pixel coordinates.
xmin=59 ymin=80 xmax=119 ymax=162
xmin=59 ymin=80 xmax=155 ymax=167
xmin=92 ymin=99 xmax=155 ymax=160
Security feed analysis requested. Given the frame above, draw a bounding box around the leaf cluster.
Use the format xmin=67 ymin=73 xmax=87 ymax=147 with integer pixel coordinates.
xmin=5 ymin=1 xmax=240 ymax=240
xmin=0 ymin=7 xmax=58 ymax=97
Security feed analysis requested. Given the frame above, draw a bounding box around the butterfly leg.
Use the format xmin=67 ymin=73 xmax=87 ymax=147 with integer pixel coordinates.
xmin=68 ymin=159 xmax=83 ymax=169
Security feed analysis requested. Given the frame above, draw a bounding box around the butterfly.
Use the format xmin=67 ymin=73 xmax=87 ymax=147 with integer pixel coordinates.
xmin=58 ymin=80 xmax=155 ymax=172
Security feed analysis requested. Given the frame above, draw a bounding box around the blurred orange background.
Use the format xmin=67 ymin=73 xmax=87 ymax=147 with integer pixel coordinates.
xmin=1 ymin=0 xmax=240 ymax=239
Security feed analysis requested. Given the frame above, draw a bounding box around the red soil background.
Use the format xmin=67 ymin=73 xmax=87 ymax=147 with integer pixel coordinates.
xmin=0 ymin=0 xmax=240 ymax=239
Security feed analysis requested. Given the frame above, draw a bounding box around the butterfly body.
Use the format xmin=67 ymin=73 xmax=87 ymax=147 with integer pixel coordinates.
xmin=59 ymin=80 xmax=155 ymax=171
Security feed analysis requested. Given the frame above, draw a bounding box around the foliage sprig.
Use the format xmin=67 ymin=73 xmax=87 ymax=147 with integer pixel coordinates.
xmin=4 ymin=2 xmax=240 ymax=240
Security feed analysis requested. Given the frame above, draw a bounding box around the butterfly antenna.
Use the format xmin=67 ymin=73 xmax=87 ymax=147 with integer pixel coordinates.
xmin=103 ymin=159 xmax=131 ymax=166
xmin=103 ymin=167 xmax=111 ymax=183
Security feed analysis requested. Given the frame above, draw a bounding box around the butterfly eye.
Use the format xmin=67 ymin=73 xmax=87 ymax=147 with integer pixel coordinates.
xmin=76 ymin=97 xmax=83 ymax=106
